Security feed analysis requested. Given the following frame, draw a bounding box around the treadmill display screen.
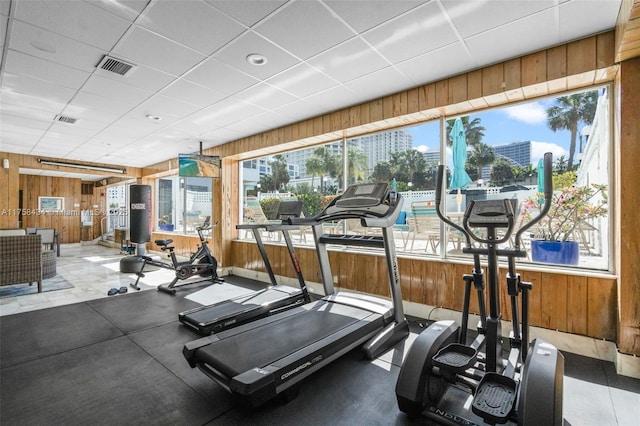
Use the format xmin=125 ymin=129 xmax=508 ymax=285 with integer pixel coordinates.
xmin=354 ymin=184 xmax=375 ymax=195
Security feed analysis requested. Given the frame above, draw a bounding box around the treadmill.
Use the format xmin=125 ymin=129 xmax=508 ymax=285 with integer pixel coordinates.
xmin=179 ymin=200 xmax=310 ymax=335
xmin=183 ymin=183 xmax=409 ymax=407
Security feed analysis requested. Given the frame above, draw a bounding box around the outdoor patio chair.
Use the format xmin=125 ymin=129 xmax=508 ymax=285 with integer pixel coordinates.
xmin=408 ymin=202 xmax=441 ymax=253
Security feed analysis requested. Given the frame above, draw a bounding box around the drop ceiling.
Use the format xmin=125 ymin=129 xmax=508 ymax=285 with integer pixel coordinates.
xmin=0 ymin=0 xmax=623 ymax=172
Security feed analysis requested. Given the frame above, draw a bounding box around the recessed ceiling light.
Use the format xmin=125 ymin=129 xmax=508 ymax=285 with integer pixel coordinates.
xmin=146 ymin=114 xmax=162 ymax=122
xmin=246 ymin=53 xmax=267 ymax=66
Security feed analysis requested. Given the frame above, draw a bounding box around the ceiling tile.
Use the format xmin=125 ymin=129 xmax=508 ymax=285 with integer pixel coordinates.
xmin=363 ymin=1 xmax=458 ymax=63
xmin=13 ymin=0 xmax=131 ymax=50
xmin=304 ymin=85 xmax=359 ymax=112
xmin=267 ymin=63 xmax=338 ymax=98
xmin=138 ymin=1 xmax=246 ymax=55
xmin=9 ymin=20 xmax=106 ymax=73
xmin=183 ymin=57 xmax=259 ymax=95
xmin=395 ymin=42 xmax=476 ymax=86
xmin=4 ymin=50 xmax=90 ymax=90
xmin=81 ymin=74 xmax=153 ymax=106
xmin=1 ymin=0 xmax=10 ymax=16
xmin=442 ymin=0 xmax=555 ymax=39
xmin=47 ymin=122 xmax=98 ymax=138
xmin=307 ymin=37 xmax=389 ymax=83
xmin=206 ymin=0 xmax=287 ymax=27
xmin=465 ymin=9 xmax=558 ymax=66
xmin=2 ymin=73 xmax=78 ymax=111
xmin=69 ymin=90 xmax=137 ymax=116
xmin=274 ymin=99 xmax=329 ymax=122
xmin=1 ymin=130 xmax=42 ymax=150
xmin=0 ymin=102 xmax=58 ymax=123
xmin=1 ymin=115 xmax=50 ymax=134
xmin=344 ymin=66 xmax=414 ymax=101
xmin=181 ymin=98 xmax=265 ymax=130
xmin=255 ymin=1 xmax=354 ymax=59
xmin=85 ymin=0 xmax=150 ymax=22
xmin=212 ymin=31 xmax=299 ymax=80
xmin=128 ymin=94 xmax=201 ymax=120
xmin=325 ymin=0 xmax=425 ymax=32
xmin=93 ymin=62 xmax=176 ymax=94
xmin=1 ymin=14 xmax=8 ymax=48
xmin=113 ymin=26 xmax=206 ymax=76
xmin=234 ymin=83 xmax=298 ymax=110
xmin=558 ymin=0 xmax=622 ymax=41
xmin=160 ymin=79 xmax=226 ymax=108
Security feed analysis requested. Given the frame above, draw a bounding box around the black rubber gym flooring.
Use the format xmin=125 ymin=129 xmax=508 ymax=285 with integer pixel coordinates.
xmin=2 ymin=278 xmax=639 ymax=425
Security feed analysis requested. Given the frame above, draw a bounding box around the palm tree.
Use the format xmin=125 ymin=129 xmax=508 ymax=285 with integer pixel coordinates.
xmin=306 ymin=146 xmax=338 ymax=193
xmin=546 ymin=91 xmax=597 ymax=170
xmin=403 ymin=149 xmax=427 ymax=182
xmin=371 ymin=161 xmax=393 ymax=183
xmin=269 ymin=154 xmax=290 ymax=191
xmin=446 ymin=116 xmax=486 ymax=146
xmin=305 ymin=156 xmax=323 ymax=189
xmin=337 ymin=147 xmax=369 ymax=186
xmin=468 ymin=143 xmax=495 ymax=180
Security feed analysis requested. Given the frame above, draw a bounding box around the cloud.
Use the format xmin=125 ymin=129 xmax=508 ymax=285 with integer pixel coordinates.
xmin=531 ymin=141 xmax=568 ymax=164
xmin=504 ymin=102 xmax=547 ymax=124
xmin=414 ymin=144 xmax=429 ymax=153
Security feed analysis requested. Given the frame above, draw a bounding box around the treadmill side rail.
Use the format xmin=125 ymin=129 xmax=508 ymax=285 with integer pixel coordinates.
xmin=183 ymin=334 xmax=220 ymax=367
xmin=363 ymin=319 xmax=409 ymax=359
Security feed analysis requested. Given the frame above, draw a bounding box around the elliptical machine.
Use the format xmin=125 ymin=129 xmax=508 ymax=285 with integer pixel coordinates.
xmin=396 ymin=152 xmax=564 ymax=425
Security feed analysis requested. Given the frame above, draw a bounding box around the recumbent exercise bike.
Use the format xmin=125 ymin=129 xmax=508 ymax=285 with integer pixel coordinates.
xmin=396 ymin=152 xmax=564 ymax=425
xmin=130 ymin=216 xmax=223 ymax=295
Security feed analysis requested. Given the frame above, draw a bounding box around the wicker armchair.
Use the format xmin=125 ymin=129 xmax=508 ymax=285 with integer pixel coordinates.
xmin=0 ymin=234 xmax=43 ymax=292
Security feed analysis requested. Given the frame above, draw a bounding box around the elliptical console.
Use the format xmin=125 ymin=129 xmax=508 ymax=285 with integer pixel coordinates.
xmin=395 ymin=152 xmax=564 ymax=425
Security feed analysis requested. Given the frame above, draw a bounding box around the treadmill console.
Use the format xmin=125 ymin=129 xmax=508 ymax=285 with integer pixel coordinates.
xmin=335 ymin=183 xmax=389 ymax=209
xmin=466 ymin=199 xmax=516 ymax=228
xmin=276 ymin=200 xmax=303 ymax=222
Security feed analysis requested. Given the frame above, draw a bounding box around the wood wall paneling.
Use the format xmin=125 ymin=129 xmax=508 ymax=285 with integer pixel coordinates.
xmin=618 ymin=57 xmax=640 ymax=354
xmin=230 ymin=241 xmax=618 ymax=342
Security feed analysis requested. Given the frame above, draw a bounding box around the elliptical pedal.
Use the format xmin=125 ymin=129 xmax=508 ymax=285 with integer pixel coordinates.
xmin=471 ymin=372 xmax=517 ymax=424
xmin=432 ymin=343 xmax=477 ymax=372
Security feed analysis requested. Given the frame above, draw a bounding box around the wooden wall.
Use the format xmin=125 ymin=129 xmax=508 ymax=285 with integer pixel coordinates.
xmin=618 ymin=57 xmax=640 ymax=354
xmin=18 ymin=175 xmax=82 ymax=243
xmin=0 ymin=152 xmax=21 ymax=229
xmin=232 ymin=241 xmax=618 ymax=342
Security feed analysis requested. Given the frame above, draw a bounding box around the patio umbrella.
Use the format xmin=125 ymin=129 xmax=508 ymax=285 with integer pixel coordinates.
xmin=449 ymin=118 xmax=472 ymax=212
xmin=537 ymin=158 xmax=545 ymax=193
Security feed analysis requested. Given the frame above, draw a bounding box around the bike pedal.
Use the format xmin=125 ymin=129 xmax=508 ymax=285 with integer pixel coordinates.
xmin=137 ymin=273 xmax=146 ymax=278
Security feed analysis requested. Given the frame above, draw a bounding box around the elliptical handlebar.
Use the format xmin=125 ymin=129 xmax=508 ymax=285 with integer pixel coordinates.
xmin=435 ymin=165 xmax=473 ymax=247
xmin=435 ymin=152 xmax=553 ymax=250
xmin=514 ymin=152 xmax=553 ymax=250
xmin=462 ymin=199 xmax=515 ymax=245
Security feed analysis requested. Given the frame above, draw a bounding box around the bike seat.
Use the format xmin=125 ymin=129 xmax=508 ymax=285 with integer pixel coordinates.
xmin=154 ymin=239 xmax=173 ymax=247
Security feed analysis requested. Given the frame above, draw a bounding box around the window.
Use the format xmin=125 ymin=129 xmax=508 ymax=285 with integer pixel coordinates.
xmin=156 ymin=175 xmax=212 ymax=234
xmin=238 ymin=86 xmax=611 ymax=272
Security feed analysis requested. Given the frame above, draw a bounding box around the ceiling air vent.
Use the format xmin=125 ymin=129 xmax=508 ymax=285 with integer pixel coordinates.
xmin=54 ymin=114 xmax=78 ymax=125
xmin=96 ymin=55 xmax=137 ymax=76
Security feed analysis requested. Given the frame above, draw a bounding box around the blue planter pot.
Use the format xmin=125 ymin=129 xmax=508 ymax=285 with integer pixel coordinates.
xmin=531 ymin=240 xmax=579 ymax=265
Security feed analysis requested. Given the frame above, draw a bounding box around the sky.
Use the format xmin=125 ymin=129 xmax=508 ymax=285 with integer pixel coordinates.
xmin=406 ymin=98 xmax=587 ymax=166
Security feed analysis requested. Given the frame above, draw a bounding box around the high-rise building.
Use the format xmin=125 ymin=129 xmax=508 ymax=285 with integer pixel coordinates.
xmin=347 ymin=130 xmax=413 ymax=173
xmin=493 ymin=140 xmax=532 ymax=167
xmin=283 ymin=129 xmax=412 ymax=182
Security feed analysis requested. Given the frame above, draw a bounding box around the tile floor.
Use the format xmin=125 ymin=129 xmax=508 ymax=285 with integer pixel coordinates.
xmin=0 ymin=243 xmax=160 ymax=316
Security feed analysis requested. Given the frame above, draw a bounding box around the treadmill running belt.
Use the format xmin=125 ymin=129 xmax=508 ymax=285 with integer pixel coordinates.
xmin=184 ymin=288 xmax=299 ymax=324
xmin=195 ymin=302 xmax=379 ymax=378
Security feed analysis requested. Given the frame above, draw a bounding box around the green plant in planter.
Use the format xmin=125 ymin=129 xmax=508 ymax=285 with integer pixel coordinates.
xmin=521 ymin=183 xmax=608 ymax=242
